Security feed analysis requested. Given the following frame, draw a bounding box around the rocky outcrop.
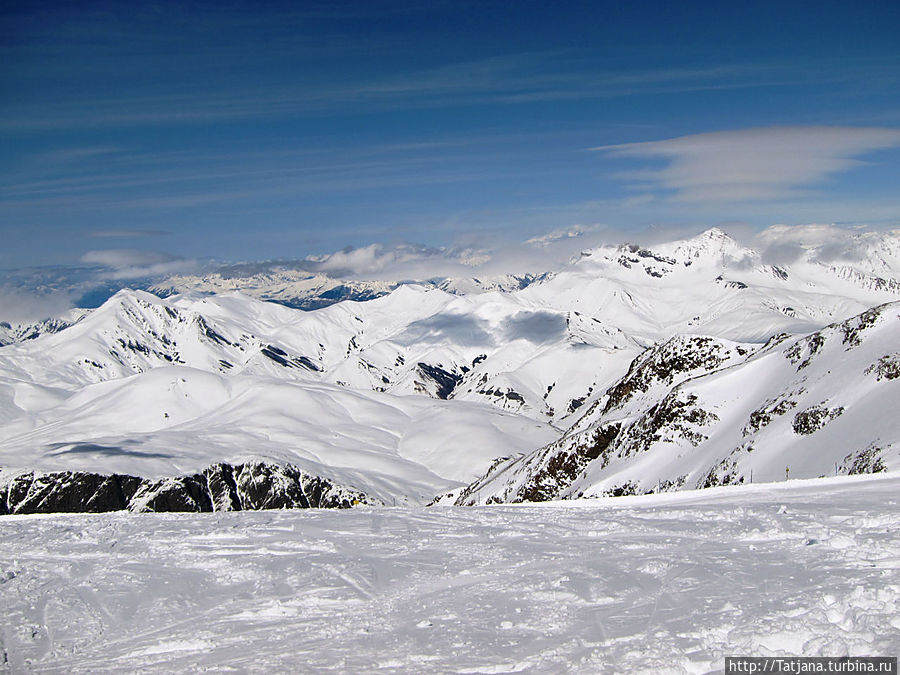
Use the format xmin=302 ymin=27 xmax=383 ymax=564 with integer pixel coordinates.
xmin=1 ymin=461 xmax=376 ymax=516
xmin=792 ymin=404 xmax=844 ymax=436
xmin=0 ymin=471 xmax=142 ymax=514
xmin=415 ymin=362 xmax=463 ymax=399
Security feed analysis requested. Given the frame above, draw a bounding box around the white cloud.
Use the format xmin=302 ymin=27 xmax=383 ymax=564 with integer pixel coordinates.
xmin=595 ymin=126 xmax=900 ymax=203
xmin=752 ymin=223 xmax=900 ymax=265
xmin=80 ymin=249 xmax=196 ymax=279
xmin=0 ymin=287 xmax=77 ymax=323
xmin=305 ymin=243 xmax=493 ymax=280
xmin=525 ymin=224 xmax=601 ymax=247
xmin=302 ymin=225 xmax=622 ymax=281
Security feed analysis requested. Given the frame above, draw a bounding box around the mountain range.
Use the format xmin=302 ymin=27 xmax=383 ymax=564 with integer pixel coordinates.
xmin=1 ymin=225 xmax=898 ymax=513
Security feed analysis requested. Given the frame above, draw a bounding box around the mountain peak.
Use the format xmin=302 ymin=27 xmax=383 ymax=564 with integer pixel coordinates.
xmin=700 ymin=226 xmax=730 ymax=240
xmin=638 ymin=227 xmax=748 ymax=269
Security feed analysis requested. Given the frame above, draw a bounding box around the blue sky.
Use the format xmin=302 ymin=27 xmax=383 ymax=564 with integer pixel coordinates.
xmin=2 ymin=0 xmax=900 ymax=275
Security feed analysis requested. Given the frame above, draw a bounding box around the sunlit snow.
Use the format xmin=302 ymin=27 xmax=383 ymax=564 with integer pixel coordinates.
xmin=2 ymin=474 xmax=898 ymax=672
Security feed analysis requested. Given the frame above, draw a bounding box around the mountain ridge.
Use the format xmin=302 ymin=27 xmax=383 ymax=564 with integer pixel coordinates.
xmin=2 ymin=225 xmax=899 ymax=512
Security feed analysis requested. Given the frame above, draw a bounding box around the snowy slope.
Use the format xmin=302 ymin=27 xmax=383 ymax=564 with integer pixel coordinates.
xmin=456 ymin=302 xmax=900 ymax=504
xmin=0 ymin=365 xmax=555 ymax=505
xmin=2 ymin=473 xmax=898 ymax=672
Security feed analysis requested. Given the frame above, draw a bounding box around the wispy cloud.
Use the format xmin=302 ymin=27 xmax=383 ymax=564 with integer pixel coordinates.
xmin=34 ymin=146 xmax=124 ymax=165
xmin=87 ymin=229 xmax=171 ymax=238
xmin=80 ymin=249 xmax=196 ymax=279
xmin=0 ymin=55 xmax=814 ymax=131
xmin=595 ymin=126 xmax=900 ymax=203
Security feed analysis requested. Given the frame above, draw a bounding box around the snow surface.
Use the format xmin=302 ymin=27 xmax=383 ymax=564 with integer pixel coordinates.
xmin=2 ymin=473 xmax=899 ymax=673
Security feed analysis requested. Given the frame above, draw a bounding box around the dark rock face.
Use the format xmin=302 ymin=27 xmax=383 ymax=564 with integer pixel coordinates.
xmin=130 ymin=475 xmax=213 ymax=513
xmin=784 ymin=333 xmax=826 ymax=370
xmin=416 ymin=363 xmax=463 ymax=399
xmin=840 ymin=305 xmax=883 ymax=348
xmin=792 ymin=405 xmax=844 ymax=436
xmin=619 ymin=392 xmax=718 ymax=457
xmin=699 ymin=454 xmax=744 ymax=489
xmin=516 ymin=424 xmax=621 ymax=502
xmin=1 ymin=461 xmax=375 ymax=516
xmin=204 ymin=462 xmax=243 ymax=511
xmin=231 ymin=461 xmax=310 ymax=510
xmin=2 ymin=471 xmax=142 ymax=514
xmin=866 ymin=354 xmax=900 ymax=381
xmin=260 ymin=345 xmax=322 ymax=371
xmin=602 ymin=481 xmax=639 ymax=497
xmin=843 ymin=445 xmax=887 ymax=475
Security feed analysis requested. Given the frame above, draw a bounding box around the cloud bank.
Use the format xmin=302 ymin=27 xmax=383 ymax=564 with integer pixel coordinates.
xmin=595 ymin=126 xmax=900 ymax=203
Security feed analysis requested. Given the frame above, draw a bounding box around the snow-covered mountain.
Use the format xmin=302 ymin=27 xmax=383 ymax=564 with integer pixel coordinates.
xmin=0 ymin=308 xmax=90 ymax=347
xmin=0 ymin=288 xmax=563 ymax=510
xmin=453 ymin=302 xmax=900 ymax=504
xmin=2 ymin=225 xmax=899 ymax=512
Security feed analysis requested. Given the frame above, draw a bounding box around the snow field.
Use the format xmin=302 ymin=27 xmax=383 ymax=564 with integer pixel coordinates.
xmin=1 ymin=473 xmax=898 ymax=673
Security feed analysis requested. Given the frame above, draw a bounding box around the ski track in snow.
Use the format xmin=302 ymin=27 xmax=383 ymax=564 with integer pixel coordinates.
xmin=1 ymin=474 xmax=899 ymax=674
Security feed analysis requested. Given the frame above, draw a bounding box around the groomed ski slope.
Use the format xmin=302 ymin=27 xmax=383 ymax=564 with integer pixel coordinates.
xmin=2 ymin=473 xmax=899 ymax=673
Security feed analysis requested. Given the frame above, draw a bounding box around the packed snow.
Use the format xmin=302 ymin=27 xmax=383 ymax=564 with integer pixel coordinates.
xmin=2 ymin=473 xmax=899 ymax=672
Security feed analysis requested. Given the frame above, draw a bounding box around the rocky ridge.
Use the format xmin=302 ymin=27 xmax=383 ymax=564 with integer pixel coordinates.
xmin=0 ymin=460 xmax=375 ymax=515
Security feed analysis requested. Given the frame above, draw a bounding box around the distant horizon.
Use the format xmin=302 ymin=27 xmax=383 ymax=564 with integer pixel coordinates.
xmin=1 ymin=220 xmax=899 ymax=323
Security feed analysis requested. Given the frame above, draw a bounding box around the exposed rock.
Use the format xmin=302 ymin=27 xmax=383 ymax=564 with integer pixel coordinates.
xmin=231 ymin=461 xmax=311 ymax=510
xmin=784 ymin=333 xmax=826 ymax=370
xmin=566 ymin=397 xmax=586 ymax=414
xmin=840 ymin=305 xmax=884 ymax=348
xmin=416 ymin=362 xmax=463 ymax=399
xmin=204 ymin=463 xmax=243 ymax=511
xmin=743 ymin=397 xmax=798 ymax=436
xmin=646 ymin=475 xmax=687 ymax=494
xmin=843 ymin=445 xmax=887 ymax=475
xmin=515 ymin=424 xmax=621 ymax=502
xmin=619 ymin=392 xmax=718 ymax=457
xmin=865 ymin=354 xmax=900 ymax=381
xmin=130 ymin=475 xmax=213 ymax=513
xmin=2 ymin=471 xmax=142 ymax=514
xmin=792 ymin=405 xmax=844 ymax=436
xmin=602 ymin=481 xmax=639 ymax=497
xmin=699 ymin=452 xmax=745 ymax=489
xmin=602 ymin=336 xmax=743 ymax=415
xmin=1 ymin=462 xmax=375 ymax=516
